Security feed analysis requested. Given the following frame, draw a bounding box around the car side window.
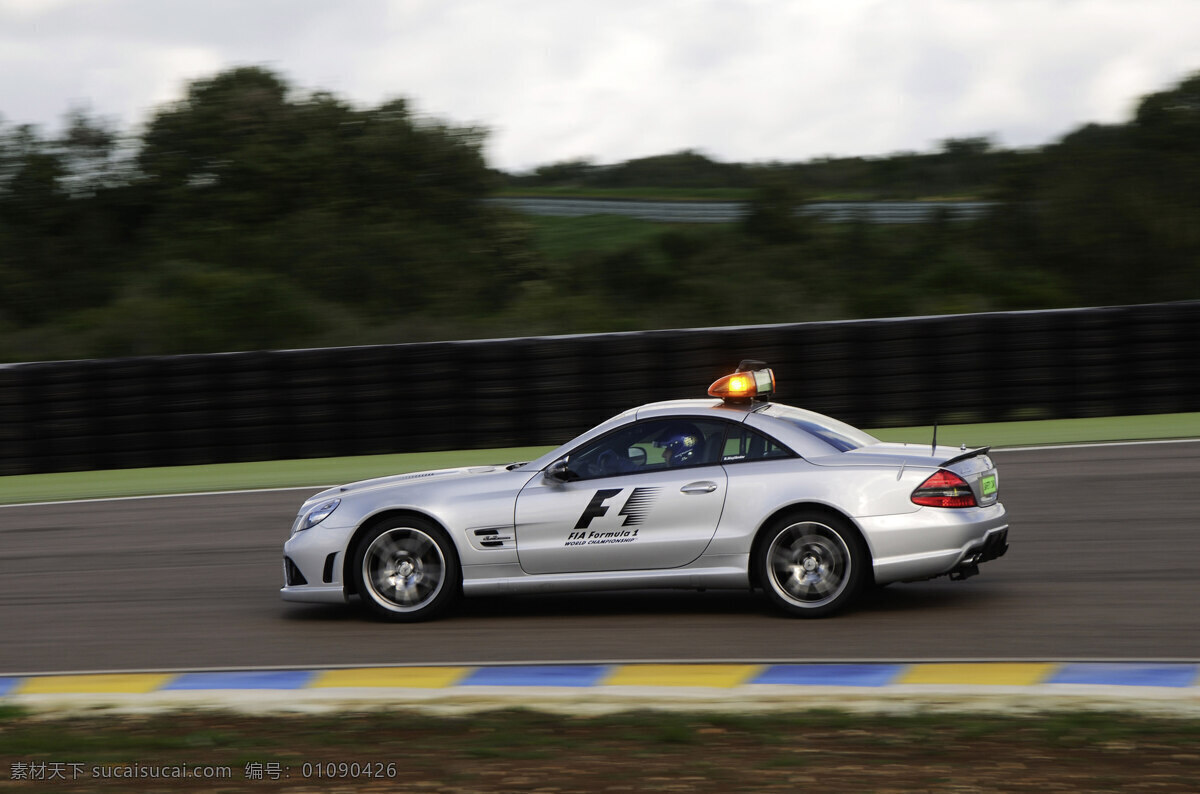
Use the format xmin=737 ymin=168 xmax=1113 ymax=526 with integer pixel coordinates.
xmin=720 ymin=426 xmax=794 ymax=464
xmin=568 ymin=418 xmax=730 ymax=479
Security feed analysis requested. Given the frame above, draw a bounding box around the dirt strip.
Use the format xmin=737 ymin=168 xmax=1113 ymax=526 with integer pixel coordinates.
xmin=3 ymin=705 xmax=1199 ymax=792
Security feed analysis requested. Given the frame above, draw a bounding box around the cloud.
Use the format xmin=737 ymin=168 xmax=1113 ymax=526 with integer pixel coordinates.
xmin=1 ymin=0 xmax=1197 ymax=170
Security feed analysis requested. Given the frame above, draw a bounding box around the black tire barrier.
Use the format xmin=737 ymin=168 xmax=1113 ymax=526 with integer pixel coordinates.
xmin=1 ymin=301 xmax=1197 ymax=475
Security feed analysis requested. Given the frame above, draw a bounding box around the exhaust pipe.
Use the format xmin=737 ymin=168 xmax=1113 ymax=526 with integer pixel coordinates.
xmin=949 ymin=562 xmax=979 ymax=581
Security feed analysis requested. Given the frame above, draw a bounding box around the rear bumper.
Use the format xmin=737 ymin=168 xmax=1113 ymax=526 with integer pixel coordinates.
xmin=968 ymin=525 xmax=1009 ymax=564
xmin=861 ymin=503 xmax=1009 ymax=584
xmin=946 ymin=526 xmax=1009 ymax=580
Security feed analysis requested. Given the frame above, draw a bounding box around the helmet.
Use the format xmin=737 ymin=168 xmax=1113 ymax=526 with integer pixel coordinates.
xmin=656 ymin=423 xmax=702 ymax=466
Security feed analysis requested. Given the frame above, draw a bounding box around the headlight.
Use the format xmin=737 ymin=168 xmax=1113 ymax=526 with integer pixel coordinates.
xmin=299 ymin=498 xmax=341 ymax=531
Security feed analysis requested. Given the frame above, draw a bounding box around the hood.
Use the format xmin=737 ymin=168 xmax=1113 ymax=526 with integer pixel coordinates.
xmin=304 ymin=464 xmax=515 ymax=506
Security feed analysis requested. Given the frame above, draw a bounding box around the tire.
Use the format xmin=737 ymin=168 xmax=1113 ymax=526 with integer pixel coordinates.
xmin=755 ymin=512 xmax=867 ymax=618
xmin=352 ymin=517 xmax=460 ymax=622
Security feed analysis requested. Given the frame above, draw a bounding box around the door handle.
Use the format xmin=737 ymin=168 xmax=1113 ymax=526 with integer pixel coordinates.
xmin=680 ymin=481 xmax=718 ymax=494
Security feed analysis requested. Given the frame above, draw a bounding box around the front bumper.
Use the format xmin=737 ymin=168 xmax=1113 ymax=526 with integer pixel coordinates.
xmin=280 ymin=582 xmax=348 ymax=603
xmin=280 ymin=522 xmax=356 ymax=604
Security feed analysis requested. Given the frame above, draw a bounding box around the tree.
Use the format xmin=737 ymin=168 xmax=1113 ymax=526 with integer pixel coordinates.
xmin=1132 ymin=71 xmax=1200 ymax=153
xmin=740 ymin=181 xmax=809 ymax=244
xmin=0 ymin=119 xmax=126 ymax=324
xmin=138 ymin=67 xmax=495 ymax=227
xmin=1017 ymin=71 xmax=1200 ymax=304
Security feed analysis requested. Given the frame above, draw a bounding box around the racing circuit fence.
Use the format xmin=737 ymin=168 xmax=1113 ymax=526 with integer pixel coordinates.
xmin=1 ymin=301 xmax=1198 ymax=476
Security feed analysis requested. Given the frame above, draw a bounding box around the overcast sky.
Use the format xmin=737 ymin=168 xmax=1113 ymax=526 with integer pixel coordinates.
xmin=2 ymin=0 xmax=1198 ymax=172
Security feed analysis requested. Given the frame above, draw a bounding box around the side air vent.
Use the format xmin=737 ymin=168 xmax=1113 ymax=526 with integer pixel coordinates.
xmin=471 ymin=527 xmax=516 ymax=551
xmin=395 ymin=471 xmax=443 ymax=482
xmin=339 ymin=471 xmax=443 ymax=492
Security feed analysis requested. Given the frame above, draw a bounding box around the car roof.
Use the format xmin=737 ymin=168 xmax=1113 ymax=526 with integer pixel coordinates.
xmin=522 ymin=397 xmax=863 ymax=470
xmin=634 ymin=398 xmax=756 ymax=419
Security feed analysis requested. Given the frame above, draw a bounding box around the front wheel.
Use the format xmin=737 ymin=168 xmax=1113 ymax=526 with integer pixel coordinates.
xmin=756 ymin=513 xmax=867 ymax=618
xmin=352 ymin=517 xmax=460 ymax=622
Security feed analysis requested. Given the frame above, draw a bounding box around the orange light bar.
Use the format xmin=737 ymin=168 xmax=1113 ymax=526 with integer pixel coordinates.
xmin=708 ymin=367 xmax=775 ymax=401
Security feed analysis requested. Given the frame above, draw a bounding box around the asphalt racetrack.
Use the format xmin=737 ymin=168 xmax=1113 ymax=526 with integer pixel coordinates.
xmin=2 ymin=441 xmax=1197 ymax=675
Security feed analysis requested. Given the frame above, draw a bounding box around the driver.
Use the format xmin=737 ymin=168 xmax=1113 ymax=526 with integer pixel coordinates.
xmin=655 ymin=423 xmax=703 ymax=467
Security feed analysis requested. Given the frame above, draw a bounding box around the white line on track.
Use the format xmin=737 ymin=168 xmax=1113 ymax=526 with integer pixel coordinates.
xmin=6 ymin=657 xmax=1199 ymax=678
xmin=3 ymin=437 xmax=1198 ymax=509
xmin=0 ymin=485 xmax=334 ymax=509
xmin=992 ymin=438 xmax=1200 ymax=453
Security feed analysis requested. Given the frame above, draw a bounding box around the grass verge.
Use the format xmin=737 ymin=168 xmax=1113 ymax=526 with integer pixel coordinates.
xmin=0 ymin=447 xmax=553 ymax=506
xmin=869 ymin=411 xmax=1200 ymax=448
xmin=2 ymin=413 xmax=1198 ymax=506
xmin=497 ymin=186 xmax=757 ymax=201
xmin=526 ymin=213 xmax=701 ymax=260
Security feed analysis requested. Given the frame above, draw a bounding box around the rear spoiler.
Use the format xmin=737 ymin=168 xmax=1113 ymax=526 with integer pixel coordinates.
xmin=940 ymin=446 xmax=992 ymax=468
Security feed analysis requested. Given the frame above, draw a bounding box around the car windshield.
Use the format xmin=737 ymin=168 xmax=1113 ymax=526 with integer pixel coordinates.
xmin=759 ymin=404 xmax=877 ymax=452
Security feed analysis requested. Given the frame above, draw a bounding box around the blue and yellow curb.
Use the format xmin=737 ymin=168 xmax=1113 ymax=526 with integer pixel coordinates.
xmin=2 ymin=662 xmax=1198 ymax=696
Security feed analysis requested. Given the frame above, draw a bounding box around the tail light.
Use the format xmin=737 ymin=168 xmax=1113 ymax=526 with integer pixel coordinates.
xmin=912 ymin=470 xmax=977 ymax=508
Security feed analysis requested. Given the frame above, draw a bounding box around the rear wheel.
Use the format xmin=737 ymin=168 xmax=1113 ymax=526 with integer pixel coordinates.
xmin=352 ymin=517 xmax=459 ymax=622
xmin=756 ymin=512 xmax=867 ymax=618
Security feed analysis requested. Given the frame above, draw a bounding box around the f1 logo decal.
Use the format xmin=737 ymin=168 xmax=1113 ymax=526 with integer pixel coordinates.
xmin=575 ymin=489 xmax=621 ymax=529
xmin=574 ymin=488 xmax=661 ymax=529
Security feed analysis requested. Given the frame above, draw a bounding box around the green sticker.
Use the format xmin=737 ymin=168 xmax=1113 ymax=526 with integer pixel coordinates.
xmin=981 ymin=474 xmax=997 ymax=496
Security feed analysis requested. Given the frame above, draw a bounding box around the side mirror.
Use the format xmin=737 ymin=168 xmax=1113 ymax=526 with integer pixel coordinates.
xmin=627 ymin=446 xmax=647 ymax=467
xmin=544 ymin=458 xmax=572 ymax=482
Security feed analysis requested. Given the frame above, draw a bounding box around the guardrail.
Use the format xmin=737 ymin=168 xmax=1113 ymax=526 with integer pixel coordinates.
xmin=488 ymin=197 xmax=997 ymax=223
xmin=1 ymin=302 xmax=1197 ymax=475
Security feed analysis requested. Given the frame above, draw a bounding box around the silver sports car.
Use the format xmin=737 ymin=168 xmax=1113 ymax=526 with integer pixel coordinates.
xmin=281 ymin=362 xmax=1008 ymax=621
